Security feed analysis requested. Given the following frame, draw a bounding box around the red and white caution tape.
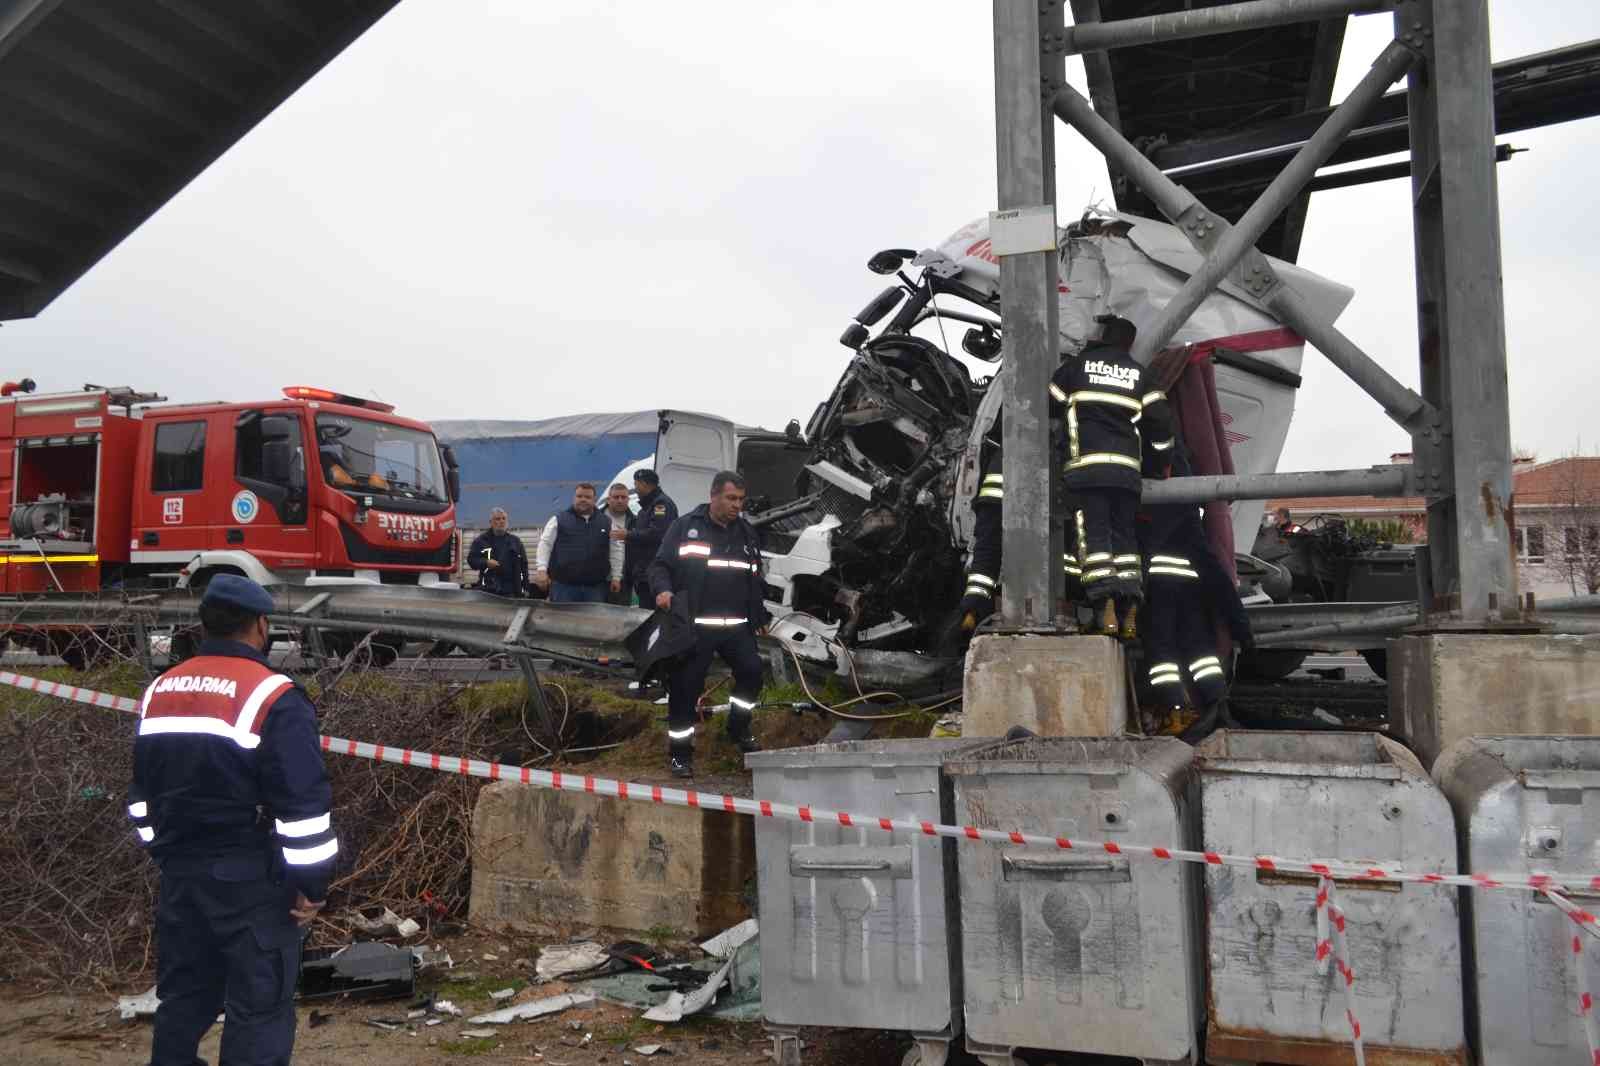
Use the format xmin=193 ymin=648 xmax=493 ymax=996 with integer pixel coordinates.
xmin=1544 ymin=888 xmax=1600 ymax=1066
xmin=20 ymin=667 xmax=1600 ymax=1064
xmin=1 ymin=669 xmax=140 ymax=712
xmin=1316 ymin=875 xmax=1366 ymax=1066
xmin=11 ymin=668 xmax=1600 ymax=897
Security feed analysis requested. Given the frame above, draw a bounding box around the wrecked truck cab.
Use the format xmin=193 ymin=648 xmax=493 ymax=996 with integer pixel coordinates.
xmin=653 ymin=210 xmax=1353 ymax=692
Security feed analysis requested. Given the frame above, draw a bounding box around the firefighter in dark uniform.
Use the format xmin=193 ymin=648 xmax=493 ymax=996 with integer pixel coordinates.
xmin=617 ymin=469 xmax=678 ymax=607
xmin=957 ymin=403 xmax=1082 ymax=631
xmin=1139 ymin=445 xmax=1253 ymax=740
xmin=647 ymin=470 xmax=768 ymax=778
xmin=127 ymin=574 xmax=338 ymax=1066
xmin=467 ymin=507 xmax=530 ymax=596
xmin=1050 ymin=314 xmax=1173 ymax=638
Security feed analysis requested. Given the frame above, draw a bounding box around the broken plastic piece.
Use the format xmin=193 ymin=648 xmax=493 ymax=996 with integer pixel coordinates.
xmin=466 ymin=992 xmax=596 ymax=1025
xmin=117 ymin=986 xmax=160 ymax=1021
xmin=459 ymin=1028 xmax=499 ymax=1039
xmin=488 ymin=987 xmax=516 ymax=1001
xmin=536 ymin=942 xmax=610 ymax=982
xmin=698 ymin=919 xmax=757 ymax=960
xmin=299 ymin=941 xmax=417 ymax=1001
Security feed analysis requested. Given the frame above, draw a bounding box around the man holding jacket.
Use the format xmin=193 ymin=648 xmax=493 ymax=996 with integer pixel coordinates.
xmin=647 ymin=471 xmax=767 ymax=778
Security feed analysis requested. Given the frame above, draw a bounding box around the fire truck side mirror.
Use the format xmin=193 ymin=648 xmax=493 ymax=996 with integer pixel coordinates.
xmin=446 ymin=467 xmax=461 ymax=504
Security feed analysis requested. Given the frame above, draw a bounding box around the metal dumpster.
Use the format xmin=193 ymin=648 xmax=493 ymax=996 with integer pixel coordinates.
xmin=946 ymin=736 xmax=1201 ymax=1066
xmin=747 ymin=739 xmax=972 ymax=1066
xmin=1196 ymin=730 xmax=1467 ymax=1066
xmin=1434 ymin=735 xmax=1600 ymax=1066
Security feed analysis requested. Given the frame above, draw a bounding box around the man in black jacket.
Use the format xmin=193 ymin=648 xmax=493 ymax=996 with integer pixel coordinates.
xmin=467 ymin=507 xmax=530 ymax=597
xmin=1050 ymin=314 xmax=1173 ymax=639
xmin=617 ymin=468 xmax=677 ymax=606
xmin=647 ymin=470 xmax=768 ymax=778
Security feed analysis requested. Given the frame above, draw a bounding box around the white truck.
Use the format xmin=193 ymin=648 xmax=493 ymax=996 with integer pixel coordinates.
xmin=634 ymin=209 xmax=1356 ymax=684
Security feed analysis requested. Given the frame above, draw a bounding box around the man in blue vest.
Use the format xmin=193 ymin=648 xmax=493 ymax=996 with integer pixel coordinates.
xmin=533 ymin=483 xmax=624 ymax=603
xmin=128 ymin=573 xmax=338 ymax=1066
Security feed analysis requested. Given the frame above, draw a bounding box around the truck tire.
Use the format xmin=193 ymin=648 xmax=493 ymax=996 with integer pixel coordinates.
xmin=1236 ymin=649 xmax=1308 ymax=681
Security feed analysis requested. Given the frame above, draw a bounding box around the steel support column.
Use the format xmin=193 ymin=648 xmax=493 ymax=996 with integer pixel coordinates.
xmin=1404 ymin=0 xmax=1518 ymax=620
xmin=1063 ymin=0 xmax=1393 ymax=55
xmin=993 ymin=0 xmax=1063 ymax=628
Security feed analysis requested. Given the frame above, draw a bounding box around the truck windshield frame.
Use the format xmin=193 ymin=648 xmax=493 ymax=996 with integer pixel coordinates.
xmin=314 ymin=414 xmax=446 ymax=504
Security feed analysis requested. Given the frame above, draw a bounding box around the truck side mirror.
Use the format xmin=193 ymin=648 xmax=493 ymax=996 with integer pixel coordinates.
xmin=261 ymin=440 xmax=293 ymax=485
xmin=447 ymin=467 xmax=461 ymax=503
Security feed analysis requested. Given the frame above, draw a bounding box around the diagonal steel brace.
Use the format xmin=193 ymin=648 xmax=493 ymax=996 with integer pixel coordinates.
xmin=1051 ymin=38 xmax=1439 ymax=438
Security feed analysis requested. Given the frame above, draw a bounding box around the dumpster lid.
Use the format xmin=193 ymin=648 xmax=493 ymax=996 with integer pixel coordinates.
xmin=1195 ymin=730 xmax=1419 ymax=780
xmin=744 ymin=737 xmax=977 ymax=770
xmin=943 ymin=735 xmax=1192 ymax=777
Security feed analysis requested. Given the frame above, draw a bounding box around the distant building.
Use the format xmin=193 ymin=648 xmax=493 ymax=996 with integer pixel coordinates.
xmin=1266 ymin=453 xmax=1600 ymax=601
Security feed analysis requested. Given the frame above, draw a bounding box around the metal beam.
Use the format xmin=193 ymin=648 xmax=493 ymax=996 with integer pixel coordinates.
xmin=994 ymin=0 xmax=1062 ymax=628
xmin=1131 ymin=39 xmax=1416 ymax=363
xmin=1405 ymin=0 xmax=1517 ymax=622
xmin=63 ymin=3 xmax=247 ymax=107
xmin=1154 ymin=39 xmax=1600 ymax=180
xmin=1266 ymin=283 xmax=1425 ymax=428
xmin=1063 ymin=0 xmax=1394 ymax=55
xmin=0 ymin=0 xmax=62 ymax=65
xmin=1052 ymin=79 xmax=1430 ymax=433
xmin=1141 ymin=465 xmax=1411 ymax=504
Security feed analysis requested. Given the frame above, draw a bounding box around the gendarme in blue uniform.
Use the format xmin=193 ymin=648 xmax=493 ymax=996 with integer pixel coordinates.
xmin=128 ymin=574 xmax=337 ymax=1066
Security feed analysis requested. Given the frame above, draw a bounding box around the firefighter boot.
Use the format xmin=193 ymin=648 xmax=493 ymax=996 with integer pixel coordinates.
xmin=726 ymin=704 xmax=761 ymax=755
xmin=1097 ymin=598 xmax=1119 ymax=637
xmin=1119 ymin=602 xmax=1139 ymax=643
xmin=667 ymin=727 xmax=694 ymax=778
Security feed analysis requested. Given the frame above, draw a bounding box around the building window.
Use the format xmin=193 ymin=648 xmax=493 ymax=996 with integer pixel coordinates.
xmin=152 ymin=421 xmax=207 ymax=492
xmin=1567 ymin=527 xmax=1583 ymax=555
xmin=1521 ymin=525 xmax=1546 ymax=563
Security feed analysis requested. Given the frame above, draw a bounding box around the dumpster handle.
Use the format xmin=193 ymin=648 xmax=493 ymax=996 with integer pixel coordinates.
xmin=792 ymin=859 xmax=893 ymax=873
xmin=1003 ymin=854 xmax=1132 ymax=882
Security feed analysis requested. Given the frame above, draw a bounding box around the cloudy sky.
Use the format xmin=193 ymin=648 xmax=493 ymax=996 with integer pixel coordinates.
xmin=6 ymin=1 xmax=1598 ymax=472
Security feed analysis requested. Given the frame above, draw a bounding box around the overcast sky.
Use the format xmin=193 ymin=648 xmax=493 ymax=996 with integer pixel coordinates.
xmin=6 ymin=1 xmax=1598 ymax=471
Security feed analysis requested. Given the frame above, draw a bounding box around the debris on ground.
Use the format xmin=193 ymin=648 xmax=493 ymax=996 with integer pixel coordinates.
xmin=634 ymin=1044 xmax=668 ymax=1056
xmin=467 ymin=991 xmax=597 ymax=1025
xmin=433 ymin=998 xmax=463 ymax=1016
xmin=411 ymin=944 xmax=454 ymax=970
xmin=536 ymin=941 xmax=610 ymax=982
xmin=488 ymin=987 xmax=516 ymax=1001
xmin=699 ymin=919 xmax=757 ymax=959
xmin=299 ymin=941 xmax=417 ymax=1001
xmin=117 ymin=986 xmax=159 ymax=1020
xmin=459 ymin=1028 xmax=500 ymax=1039
xmin=344 ymin=907 xmax=422 ymax=939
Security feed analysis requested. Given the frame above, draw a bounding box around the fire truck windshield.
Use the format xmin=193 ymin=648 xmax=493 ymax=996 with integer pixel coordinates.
xmin=315 ymin=414 xmax=446 ymax=503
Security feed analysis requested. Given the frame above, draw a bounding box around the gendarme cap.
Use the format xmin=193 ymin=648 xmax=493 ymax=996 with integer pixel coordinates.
xmin=199 ymin=573 xmax=275 ymax=616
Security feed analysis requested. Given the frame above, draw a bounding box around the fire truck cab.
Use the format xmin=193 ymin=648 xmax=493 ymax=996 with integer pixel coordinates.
xmin=0 ymin=383 xmax=461 ymax=598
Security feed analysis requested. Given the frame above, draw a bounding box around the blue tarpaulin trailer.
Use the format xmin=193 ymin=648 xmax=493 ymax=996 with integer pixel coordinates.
xmin=432 ymin=412 xmax=660 ymax=532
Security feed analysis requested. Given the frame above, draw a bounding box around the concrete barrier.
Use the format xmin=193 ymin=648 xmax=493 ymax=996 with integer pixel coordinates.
xmin=469 ymin=780 xmax=756 ymax=937
xmin=963 ymin=633 xmax=1132 ymax=737
xmin=1389 ymin=634 xmax=1600 ymax=769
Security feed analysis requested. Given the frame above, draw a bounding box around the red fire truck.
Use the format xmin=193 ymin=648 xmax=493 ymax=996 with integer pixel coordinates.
xmin=0 ymin=380 xmax=461 ymax=662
